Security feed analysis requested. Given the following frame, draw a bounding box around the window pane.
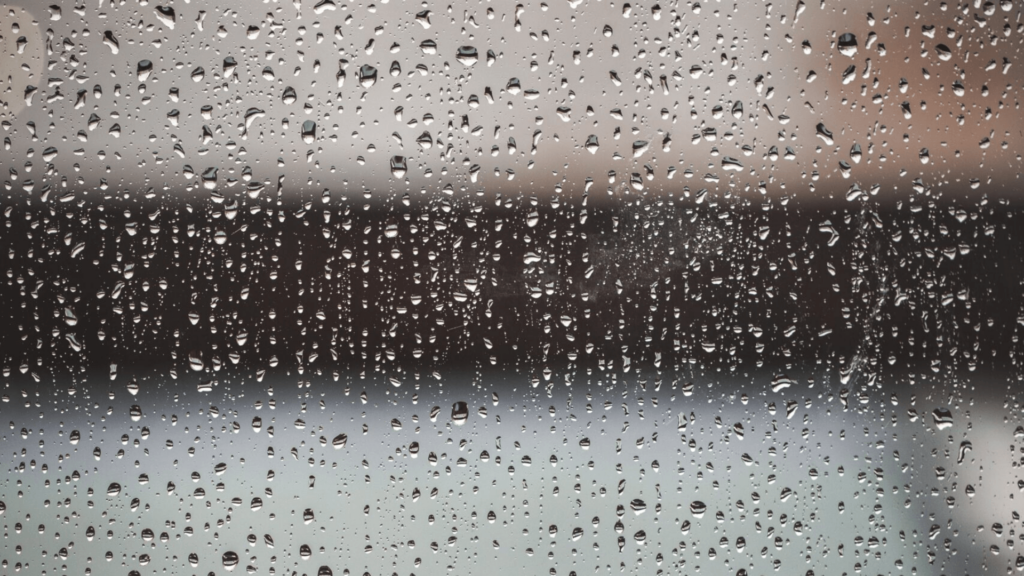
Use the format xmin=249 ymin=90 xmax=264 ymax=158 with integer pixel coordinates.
xmin=1 ymin=1 xmax=1022 ymax=575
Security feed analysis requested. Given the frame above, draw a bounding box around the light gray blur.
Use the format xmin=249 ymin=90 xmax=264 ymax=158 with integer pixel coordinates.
xmin=1 ymin=369 xmax=1019 ymax=575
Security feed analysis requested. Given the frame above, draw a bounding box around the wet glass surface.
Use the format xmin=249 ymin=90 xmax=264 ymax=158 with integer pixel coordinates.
xmin=2 ymin=0 xmax=1024 ymax=575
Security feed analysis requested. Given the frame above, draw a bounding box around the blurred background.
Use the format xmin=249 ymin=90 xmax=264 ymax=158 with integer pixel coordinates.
xmin=2 ymin=0 xmax=1024 ymax=575
xmin=1 ymin=0 xmax=1021 ymax=206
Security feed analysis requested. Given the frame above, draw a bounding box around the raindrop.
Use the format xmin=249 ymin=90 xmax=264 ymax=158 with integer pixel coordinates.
xmin=456 ymin=46 xmax=479 ymax=66
xmin=390 ymin=156 xmax=407 ymax=178
xmin=358 ymin=65 xmax=378 ymax=88
xmin=770 ymin=374 xmax=795 ymax=392
xmin=314 ymin=0 xmax=337 ymax=14
xmin=201 ymin=168 xmax=218 ymax=190
xmin=452 ymin=401 xmax=469 ymax=425
xmin=243 ymin=108 xmax=265 ymax=132
xmin=154 ymin=6 xmax=175 ymax=28
xmin=333 ymin=433 xmax=348 ymax=448
xmin=837 ymin=33 xmax=858 ymax=56
xmin=302 ymin=121 xmax=317 ymax=144
xmin=850 ymin=143 xmax=862 ymax=163
xmin=689 ymin=501 xmax=707 ymax=518
xmin=188 ymin=351 xmax=204 ymax=371
xmin=137 ymin=60 xmax=153 ymax=82
xmin=932 ymin=408 xmax=954 ymax=430
xmin=816 ymin=123 xmax=834 ymax=145
xmin=102 ymin=31 xmax=119 ymax=54
xmin=222 ymin=551 xmax=239 ymax=571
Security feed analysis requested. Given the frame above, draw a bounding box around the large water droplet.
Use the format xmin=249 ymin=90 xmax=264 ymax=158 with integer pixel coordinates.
xmin=390 ymin=156 xmax=407 ymax=178
xmin=452 ymin=401 xmax=469 ymax=425
xmin=933 ymin=408 xmax=954 ymax=430
xmin=137 ymin=60 xmax=153 ymax=82
xmin=302 ymin=121 xmax=317 ymax=144
xmin=154 ymin=6 xmax=175 ymax=28
xmin=689 ymin=501 xmax=707 ymax=518
xmin=358 ymin=65 xmax=377 ymax=88
xmin=837 ymin=33 xmax=858 ymax=56
xmin=102 ymin=31 xmax=119 ymax=54
xmin=456 ymin=46 xmax=479 ymax=66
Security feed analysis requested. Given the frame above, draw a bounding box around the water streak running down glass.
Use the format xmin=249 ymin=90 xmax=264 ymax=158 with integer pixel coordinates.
xmin=1 ymin=0 xmax=1023 ymax=575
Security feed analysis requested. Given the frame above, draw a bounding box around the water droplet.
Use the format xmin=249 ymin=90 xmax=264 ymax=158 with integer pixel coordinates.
xmin=332 ymin=433 xmax=347 ymax=449
xmin=102 ymin=31 xmax=119 ymax=54
xmin=137 ymin=60 xmax=153 ymax=82
xmin=689 ymin=501 xmax=707 ymax=518
xmin=314 ymin=0 xmax=337 ymax=14
xmin=154 ymin=6 xmax=175 ymax=28
xmin=188 ymin=351 xmax=204 ymax=371
xmin=771 ymin=374 xmax=795 ymax=393
xmin=452 ymin=401 xmax=469 ymax=425
xmin=456 ymin=46 xmax=479 ymax=66
xmin=837 ymin=33 xmax=858 ymax=56
xmin=933 ymin=408 xmax=954 ymax=430
xmin=201 ymin=167 xmax=218 ymax=190
xmin=390 ymin=156 xmax=407 ymax=178
xmin=301 ymin=120 xmax=317 ymax=144
xmin=816 ymin=123 xmax=834 ymax=146
xmin=358 ymin=65 xmax=377 ymax=88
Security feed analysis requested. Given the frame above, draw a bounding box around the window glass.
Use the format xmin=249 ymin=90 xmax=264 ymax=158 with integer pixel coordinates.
xmin=1 ymin=1 xmax=1022 ymax=575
